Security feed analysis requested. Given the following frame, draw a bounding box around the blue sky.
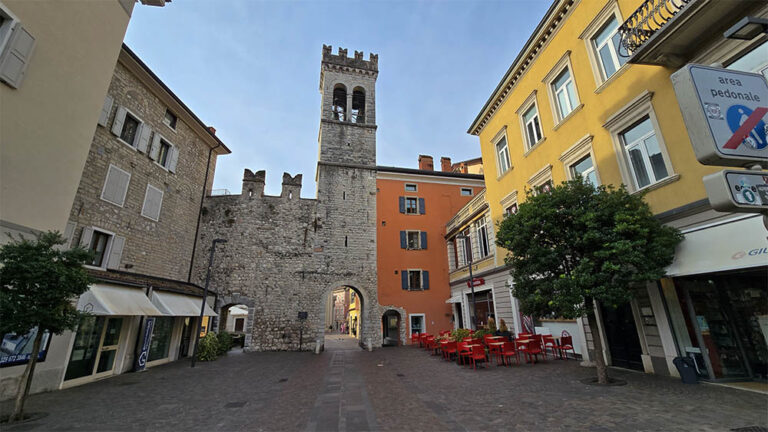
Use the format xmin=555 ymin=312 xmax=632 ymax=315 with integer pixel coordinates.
xmin=125 ymin=0 xmax=552 ymax=197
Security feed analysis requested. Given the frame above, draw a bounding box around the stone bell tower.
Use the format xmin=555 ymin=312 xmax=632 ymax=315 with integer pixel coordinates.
xmin=314 ymin=45 xmax=381 ymax=348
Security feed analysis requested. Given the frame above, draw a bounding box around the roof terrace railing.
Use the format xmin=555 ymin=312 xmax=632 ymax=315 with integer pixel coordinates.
xmin=618 ymin=0 xmax=691 ymax=55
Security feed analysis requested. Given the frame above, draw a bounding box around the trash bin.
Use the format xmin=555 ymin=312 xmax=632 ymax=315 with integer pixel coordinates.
xmin=673 ymin=356 xmax=699 ymax=384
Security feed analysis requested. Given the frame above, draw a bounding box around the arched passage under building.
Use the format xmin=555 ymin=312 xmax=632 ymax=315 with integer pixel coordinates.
xmin=381 ymin=310 xmax=401 ymax=347
xmin=319 ymin=284 xmax=368 ymax=352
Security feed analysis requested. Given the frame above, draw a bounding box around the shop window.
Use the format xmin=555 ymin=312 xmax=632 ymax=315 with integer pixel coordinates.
xmin=410 ymin=314 xmax=425 ymax=335
xmin=148 ymin=317 xmax=173 ymax=362
xmin=64 ymin=317 xmax=122 ymax=381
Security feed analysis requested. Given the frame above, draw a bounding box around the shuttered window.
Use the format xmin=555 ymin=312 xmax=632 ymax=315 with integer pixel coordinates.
xmin=0 ymin=17 xmax=36 ymax=89
xmin=141 ymin=184 xmax=164 ymax=221
xmin=100 ymin=164 xmax=131 ymax=207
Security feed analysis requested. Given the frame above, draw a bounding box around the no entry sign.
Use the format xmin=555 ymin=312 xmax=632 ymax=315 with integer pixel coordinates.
xmin=671 ymin=64 xmax=768 ymax=166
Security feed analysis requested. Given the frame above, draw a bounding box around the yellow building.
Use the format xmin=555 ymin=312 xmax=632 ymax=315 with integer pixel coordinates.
xmin=0 ymin=0 xmax=166 ymax=243
xmin=348 ymin=290 xmax=360 ymax=339
xmin=467 ymin=0 xmax=767 ymax=382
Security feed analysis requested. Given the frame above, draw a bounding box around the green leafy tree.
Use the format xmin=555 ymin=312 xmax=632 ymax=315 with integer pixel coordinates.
xmin=0 ymin=232 xmax=92 ymax=422
xmin=496 ymin=178 xmax=682 ymax=384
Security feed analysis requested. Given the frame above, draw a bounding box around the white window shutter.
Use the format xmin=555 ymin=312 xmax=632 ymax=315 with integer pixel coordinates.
xmin=79 ymin=226 xmax=94 ymax=248
xmin=111 ymin=106 xmax=127 ymax=136
xmin=136 ymin=124 xmax=151 ymax=153
xmin=63 ymin=221 xmax=76 ymax=249
xmin=106 ymin=236 xmax=125 ymax=270
xmin=98 ymin=95 xmax=114 ymax=127
xmin=0 ymin=23 xmax=36 ymax=89
xmin=100 ymin=164 xmax=131 ymax=206
xmin=141 ymin=185 xmax=164 ymax=221
xmin=149 ymin=134 xmax=161 ymax=160
xmin=168 ymin=147 xmax=179 ymax=173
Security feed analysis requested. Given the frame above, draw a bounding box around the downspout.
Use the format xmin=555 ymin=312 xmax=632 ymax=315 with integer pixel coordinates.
xmin=187 ymin=141 xmax=221 ymax=282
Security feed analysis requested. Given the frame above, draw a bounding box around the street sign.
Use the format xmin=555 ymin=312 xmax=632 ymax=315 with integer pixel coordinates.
xmin=671 ymin=64 xmax=768 ymax=166
xmin=466 ymin=278 xmax=484 ymax=288
xmin=297 ymin=311 xmax=308 ymax=320
xmin=703 ymin=169 xmax=768 ymax=212
xmin=135 ymin=317 xmax=155 ymax=372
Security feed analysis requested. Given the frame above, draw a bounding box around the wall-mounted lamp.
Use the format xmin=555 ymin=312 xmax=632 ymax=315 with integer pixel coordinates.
xmin=724 ymin=16 xmax=768 ymax=40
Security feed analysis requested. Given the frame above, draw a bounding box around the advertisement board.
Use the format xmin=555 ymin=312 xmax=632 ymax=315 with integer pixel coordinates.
xmin=0 ymin=328 xmax=52 ymax=367
xmin=671 ymin=64 xmax=768 ymax=166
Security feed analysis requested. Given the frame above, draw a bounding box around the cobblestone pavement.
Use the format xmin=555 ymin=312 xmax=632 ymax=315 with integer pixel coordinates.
xmin=2 ymin=339 xmax=767 ymax=431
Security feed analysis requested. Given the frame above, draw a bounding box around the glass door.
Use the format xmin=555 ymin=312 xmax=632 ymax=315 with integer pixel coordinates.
xmin=65 ymin=317 xmax=123 ymax=381
xmin=95 ymin=318 xmax=122 ymax=375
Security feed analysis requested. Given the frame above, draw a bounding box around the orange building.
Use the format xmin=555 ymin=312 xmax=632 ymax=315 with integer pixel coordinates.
xmin=377 ymin=155 xmax=484 ymax=345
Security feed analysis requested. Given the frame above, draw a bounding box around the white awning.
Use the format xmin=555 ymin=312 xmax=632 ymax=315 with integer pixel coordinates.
xmin=77 ymin=284 xmax=163 ymax=316
xmin=445 ymin=295 xmax=462 ymax=304
xmin=666 ymin=215 xmax=768 ymax=277
xmin=151 ymin=291 xmax=217 ymax=317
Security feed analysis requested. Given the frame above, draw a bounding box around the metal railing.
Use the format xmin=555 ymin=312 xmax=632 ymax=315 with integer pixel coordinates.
xmin=618 ymin=0 xmax=691 ymax=55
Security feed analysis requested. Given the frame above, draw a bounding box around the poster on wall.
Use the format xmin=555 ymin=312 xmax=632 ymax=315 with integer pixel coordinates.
xmin=0 ymin=327 xmax=52 ymax=367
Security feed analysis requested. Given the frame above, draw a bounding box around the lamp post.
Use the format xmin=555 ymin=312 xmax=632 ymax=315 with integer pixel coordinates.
xmin=457 ymin=233 xmax=476 ymax=330
xmin=191 ymin=238 xmax=227 ymax=368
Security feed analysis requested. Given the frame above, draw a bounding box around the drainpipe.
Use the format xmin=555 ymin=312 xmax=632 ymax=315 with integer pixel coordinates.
xmin=187 ymin=140 xmax=221 ymax=283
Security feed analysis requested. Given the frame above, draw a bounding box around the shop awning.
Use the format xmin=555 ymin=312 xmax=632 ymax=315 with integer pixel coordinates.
xmin=666 ymin=215 xmax=768 ymax=277
xmin=151 ymin=291 xmax=217 ymax=317
xmin=445 ymin=295 xmax=462 ymax=304
xmin=77 ymin=284 xmax=163 ymax=316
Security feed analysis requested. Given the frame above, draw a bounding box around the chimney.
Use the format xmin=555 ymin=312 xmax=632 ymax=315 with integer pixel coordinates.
xmin=418 ymin=155 xmax=434 ymax=171
xmin=440 ymin=157 xmax=452 ymax=172
xmin=208 ymin=126 xmax=217 ymax=135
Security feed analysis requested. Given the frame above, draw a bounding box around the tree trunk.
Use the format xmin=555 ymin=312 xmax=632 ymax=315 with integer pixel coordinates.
xmin=10 ymin=328 xmax=43 ymax=423
xmin=586 ymin=299 xmax=609 ymax=385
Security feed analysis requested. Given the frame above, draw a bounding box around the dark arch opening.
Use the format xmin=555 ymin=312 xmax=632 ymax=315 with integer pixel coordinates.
xmin=332 ymin=84 xmax=347 ymax=121
xmin=351 ymin=87 xmax=365 ymax=123
xmin=382 ymin=310 xmax=401 ymax=347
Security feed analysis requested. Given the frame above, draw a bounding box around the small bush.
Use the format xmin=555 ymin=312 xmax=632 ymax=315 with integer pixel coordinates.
xmin=197 ymin=332 xmax=220 ymax=361
xmin=217 ymin=332 xmax=233 ymax=355
xmin=450 ymin=328 xmax=471 ymax=342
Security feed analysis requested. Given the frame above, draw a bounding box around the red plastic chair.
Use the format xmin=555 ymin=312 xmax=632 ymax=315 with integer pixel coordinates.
xmin=442 ymin=341 xmax=457 ymax=361
xmin=542 ymin=335 xmax=557 ymax=360
xmin=499 ymin=341 xmax=519 ymax=366
xmin=410 ymin=332 xmax=421 ymax=346
xmin=419 ymin=333 xmax=430 ymax=348
xmin=517 ymin=338 xmax=543 ymax=364
xmin=457 ymin=342 xmax=472 ymax=365
xmin=555 ymin=331 xmax=576 ymax=359
xmin=469 ymin=345 xmax=487 ymax=369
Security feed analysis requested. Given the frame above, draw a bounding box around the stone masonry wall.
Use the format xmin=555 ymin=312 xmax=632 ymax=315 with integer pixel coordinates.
xmin=68 ymin=60 xmax=218 ymax=281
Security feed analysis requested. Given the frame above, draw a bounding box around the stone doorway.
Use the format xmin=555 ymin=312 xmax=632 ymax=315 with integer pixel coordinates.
xmin=318 ymin=285 xmax=368 ymax=352
xmin=382 ymin=310 xmax=401 ymax=347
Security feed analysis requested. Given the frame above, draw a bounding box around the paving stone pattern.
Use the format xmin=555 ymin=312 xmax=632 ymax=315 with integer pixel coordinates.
xmin=2 ymin=340 xmax=767 ymax=431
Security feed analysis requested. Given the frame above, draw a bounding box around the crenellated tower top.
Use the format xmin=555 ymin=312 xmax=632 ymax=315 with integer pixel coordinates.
xmin=322 ymin=45 xmax=378 ymax=72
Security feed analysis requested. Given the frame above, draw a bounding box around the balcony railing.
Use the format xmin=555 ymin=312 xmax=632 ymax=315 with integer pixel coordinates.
xmin=618 ymin=0 xmax=691 ymax=55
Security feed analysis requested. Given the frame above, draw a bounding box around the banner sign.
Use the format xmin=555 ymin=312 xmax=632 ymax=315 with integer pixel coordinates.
xmin=466 ymin=278 xmax=485 ymax=288
xmin=135 ymin=318 xmax=155 ymax=372
xmin=671 ymin=64 xmax=768 ymax=166
xmin=0 ymin=328 xmax=51 ymax=368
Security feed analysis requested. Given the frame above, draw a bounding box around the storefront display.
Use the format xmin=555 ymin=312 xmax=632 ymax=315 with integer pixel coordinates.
xmin=673 ymin=269 xmax=767 ymax=381
xmin=148 ymin=317 xmax=173 ymax=362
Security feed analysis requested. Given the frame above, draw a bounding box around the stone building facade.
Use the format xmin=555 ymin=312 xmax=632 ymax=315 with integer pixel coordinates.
xmin=67 ymin=45 xmax=228 ymax=280
xmin=195 ymin=46 xmax=381 ymax=351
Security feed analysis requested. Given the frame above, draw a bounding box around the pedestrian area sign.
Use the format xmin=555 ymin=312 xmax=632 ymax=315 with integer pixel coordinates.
xmin=671 ymin=64 xmax=768 ymax=166
xmin=703 ymin=170 xmax=768 ymax=212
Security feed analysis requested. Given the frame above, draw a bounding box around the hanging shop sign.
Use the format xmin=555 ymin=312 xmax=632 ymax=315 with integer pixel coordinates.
xmin=671 ymin=64 xmax=768 ymax=166
xmin=703 ymin=170 xmax=768 ymax=212
xmin=466 ymin=278 xmax=485 ymax=288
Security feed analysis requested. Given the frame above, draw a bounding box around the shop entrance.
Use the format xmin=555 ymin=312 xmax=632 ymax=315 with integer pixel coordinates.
xmin=468 ymin=290 xmax=494 ymax=328
xmin=601 ymin=303 xmax=643 ymax=371
xmin=64 ymin=316 xmax=123 ymax=381
xmin=674 ymin=269 xmax=768 ymax=381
